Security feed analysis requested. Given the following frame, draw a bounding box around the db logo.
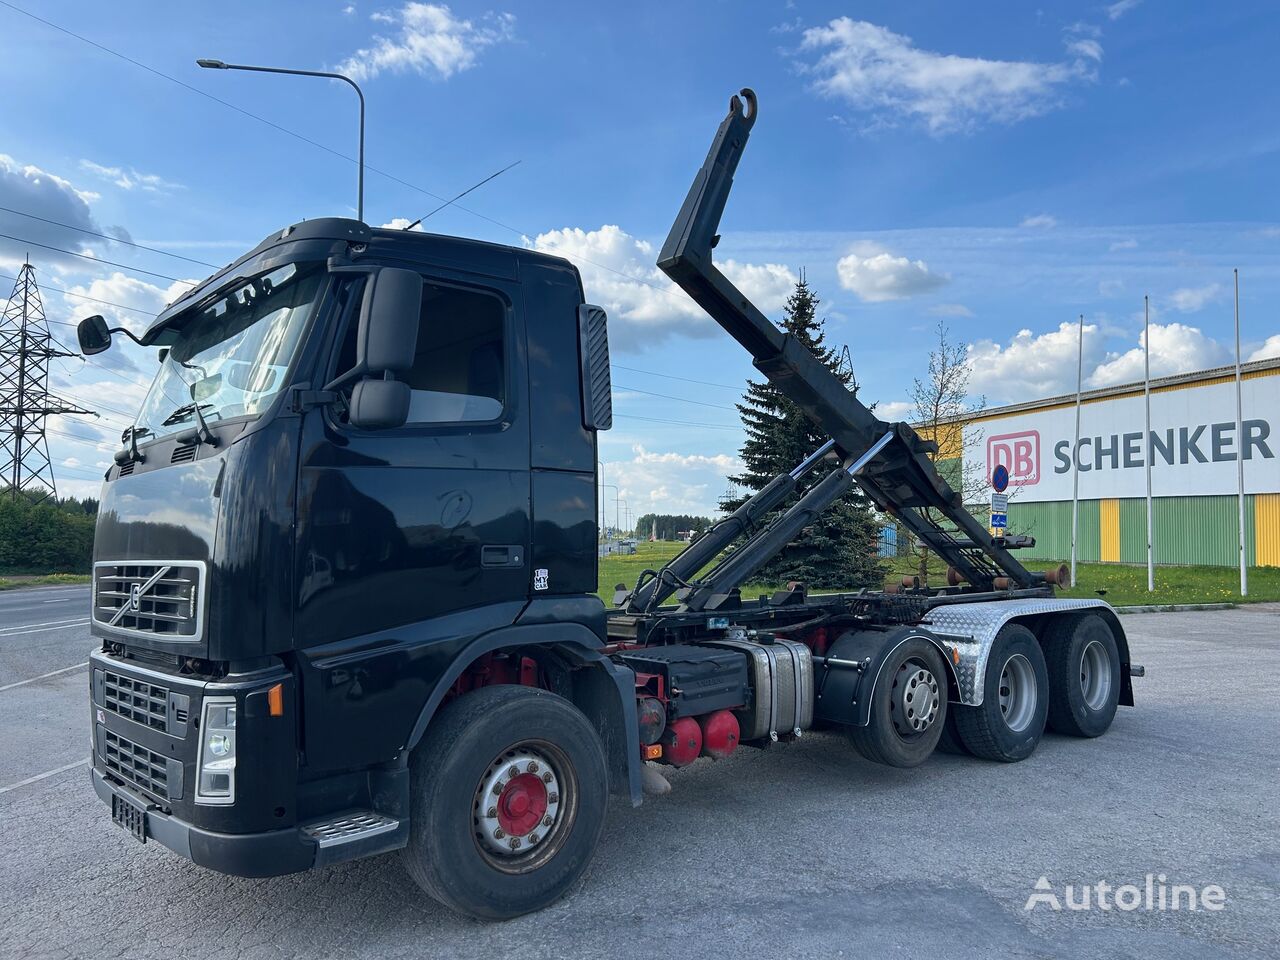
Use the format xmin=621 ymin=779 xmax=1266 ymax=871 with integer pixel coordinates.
xmin=987 ymin=431 xmax=1040 ymax=486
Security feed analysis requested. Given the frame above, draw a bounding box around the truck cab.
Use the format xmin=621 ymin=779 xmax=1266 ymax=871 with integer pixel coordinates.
xmin=86 ymin=219 xmax=630 ymax=905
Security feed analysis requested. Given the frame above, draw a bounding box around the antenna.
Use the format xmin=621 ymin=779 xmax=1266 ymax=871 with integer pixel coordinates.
xmin=402 ymin=160 xmax=521 ymax=231
xmin=0 ymin=262 xmax=96 ymax=502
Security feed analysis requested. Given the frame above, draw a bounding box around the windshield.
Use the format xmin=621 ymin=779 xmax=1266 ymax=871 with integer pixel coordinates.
xmin=132 ymin=262 xmax=325 ymax=443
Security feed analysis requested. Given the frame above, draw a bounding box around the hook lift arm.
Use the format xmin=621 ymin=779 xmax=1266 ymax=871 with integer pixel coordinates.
xmin=654 ymin=89 xmax=1049 ymax=594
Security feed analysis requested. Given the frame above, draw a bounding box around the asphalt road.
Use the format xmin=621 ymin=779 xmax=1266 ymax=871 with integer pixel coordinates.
xmin=1 ymin=590 xmax=1276 ymax=960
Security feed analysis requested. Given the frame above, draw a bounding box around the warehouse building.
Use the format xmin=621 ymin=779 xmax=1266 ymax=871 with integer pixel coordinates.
xmin=949 ymin=356 xmax=1280 ymax=567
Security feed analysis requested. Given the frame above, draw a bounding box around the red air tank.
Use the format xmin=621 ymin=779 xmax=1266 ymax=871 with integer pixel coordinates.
xmin=698 ymin=710 xmax=740 ymax=759
xmin=661 ymin=717 xmax=703 ymax=767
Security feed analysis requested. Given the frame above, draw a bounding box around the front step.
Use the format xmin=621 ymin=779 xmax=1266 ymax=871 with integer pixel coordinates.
xmin=302 ymin=810 xmax=406 ymax=866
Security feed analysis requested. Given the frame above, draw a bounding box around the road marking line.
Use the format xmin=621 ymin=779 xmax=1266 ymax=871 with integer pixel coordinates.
xmin=43 ymin=598 xmax=74 ymax=603
xmin=0 ymin=618 xmax=90 ymax=638
xmin=0 ymin=616 xmax=91 ymax=634
xmin=0 ymin=662 xmax=88 ymax=692
xmin=0 ymin=759 xmax=87 ymax=795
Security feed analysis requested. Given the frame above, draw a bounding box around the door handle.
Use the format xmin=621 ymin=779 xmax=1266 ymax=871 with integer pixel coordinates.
xmin=481 ymin=545 xmax=524 ymax=568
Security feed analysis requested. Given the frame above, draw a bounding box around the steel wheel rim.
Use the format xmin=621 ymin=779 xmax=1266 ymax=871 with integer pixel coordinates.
xmin=472 ymin=739 xmax=577 ymax=875
xmin=1080 ymin=639 xmax=1112 ymax=711
xmin=998 ymin=654 xmax=1037 ymax=733
xmin=890 ymin=657 xmax=940 ymax=739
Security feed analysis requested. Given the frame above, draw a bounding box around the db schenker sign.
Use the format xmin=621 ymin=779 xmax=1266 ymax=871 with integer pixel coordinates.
xmin=963 ymin=374 xmax=1279 ymax=503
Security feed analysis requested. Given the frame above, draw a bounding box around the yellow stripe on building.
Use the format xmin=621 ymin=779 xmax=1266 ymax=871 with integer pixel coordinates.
xmin=1257 ymin=494 xmax=1280 ymax=567
xmin=1100 ymin=498 xmax=1121 ymax=562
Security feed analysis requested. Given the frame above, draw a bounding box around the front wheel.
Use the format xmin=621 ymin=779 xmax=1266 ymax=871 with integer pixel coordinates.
xmin=952 ymin=623 xmax=1048 ymax=762
xmin=402 ymin=685 xmax=608 ymax=919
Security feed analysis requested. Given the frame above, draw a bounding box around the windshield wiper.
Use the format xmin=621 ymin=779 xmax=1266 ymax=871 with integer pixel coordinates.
xmin=166 ymin=401 xmax=220 ymax=447
xmin=114 ymin=425 xmax=151 ymax=466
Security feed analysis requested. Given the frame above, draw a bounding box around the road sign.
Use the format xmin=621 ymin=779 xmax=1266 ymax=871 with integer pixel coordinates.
xmin=991 ymin=513 xmax=1008 ymax=528
xmin=991 ymin=493 xmax=1008 ymax=514
xmin=991 ymin=463 xmax=1010 ymax=493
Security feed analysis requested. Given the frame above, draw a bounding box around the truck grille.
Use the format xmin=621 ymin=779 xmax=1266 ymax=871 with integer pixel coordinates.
xmin=101 ymin=729 xmax=174 ymax=802
xmin=102 ymin=670 xmax=169 ymax=731
xmin=93 ymin=561 xmax=205 ymax=640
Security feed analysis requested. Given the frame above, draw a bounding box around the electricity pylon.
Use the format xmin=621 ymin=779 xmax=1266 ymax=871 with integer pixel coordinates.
xmin=0 ymin=261 xmax=95 ymax=503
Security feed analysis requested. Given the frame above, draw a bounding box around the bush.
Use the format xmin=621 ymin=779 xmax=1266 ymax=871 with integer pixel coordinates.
xmin=0 ymin=492 xmax=96 ymax=574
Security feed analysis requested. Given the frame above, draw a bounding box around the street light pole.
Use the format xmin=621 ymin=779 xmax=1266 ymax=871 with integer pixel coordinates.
xmin=197 ymin=58 xmax=365 ymax=221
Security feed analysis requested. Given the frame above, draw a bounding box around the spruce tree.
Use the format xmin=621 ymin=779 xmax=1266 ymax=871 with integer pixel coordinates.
xmin=720 ymin=277 xmax=884 ymax=589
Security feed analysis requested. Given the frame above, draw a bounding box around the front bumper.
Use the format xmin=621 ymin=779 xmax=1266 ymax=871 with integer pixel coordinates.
xmin=92 ymin=767 xmax=316 ymax=876
xmin=89 ymin=649 xmax=409 ymax=876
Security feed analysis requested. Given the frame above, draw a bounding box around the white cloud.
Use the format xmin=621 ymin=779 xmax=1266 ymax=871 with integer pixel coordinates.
xmin=836 ymin=242 xmax=948 ymax=302
xmin=611 ymin=445 xmax=743 ymax=518
xmin=79 ymin=159 xmax=183 ymax=194
xmin=527 ymin=224 xmax=797 ymax=350
xmin=928 ymin=303 xmax=973 ymax=318
xmin=0 ymin=154 xmax=101 ymax=268
xmin=967 ymin=321 xmax=1106 ymax=400
xmin=62 ymin=272 xmax=192 ymax=338
xmin=1248 ymin=335 xmax=1280 ymax=363
xmin=1066 ymin=38 xmax=1103 ymax=62
xmin=1166 ymin=283 xmax=1222 ymax=313
xmin=798 ymin=18 xmax=1098 ymax=135
xmin=875 ymin=400 xmax=915 ymax=421
xmin=1020 ymin=213 xmax=1058 ymax=229
xmin=1107 ymin=0 xmax=1142 ymax=20
xmin=1088 ymin=322 xmax=1230 ymax=386
xmin=338 ymin=3 xmax=515 ymax=81
xmin=343 ymin=4 xmax=356 ymax=13
xmin=1109 ymin=237 xmax=1138 ymax=251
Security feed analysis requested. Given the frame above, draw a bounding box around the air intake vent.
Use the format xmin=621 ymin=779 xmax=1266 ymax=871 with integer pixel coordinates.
xmin=118 ymin=461 xmax=135 ymax=476
xmin=577 ymin=303 xmax=612 ymax=431
xmin=170 ymin=443 xmax=197 ymax=464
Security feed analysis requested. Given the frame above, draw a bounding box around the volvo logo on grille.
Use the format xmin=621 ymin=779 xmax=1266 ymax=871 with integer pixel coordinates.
xmin=129 ymin=583 xmax=142 ymax=611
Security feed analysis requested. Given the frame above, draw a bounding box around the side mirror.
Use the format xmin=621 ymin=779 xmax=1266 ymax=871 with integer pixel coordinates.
xmin=349 ymin=377 xmax=410 ymax=430
xmin=78 ymin=315 xmax=112 ymax=356
xmin=357 ymin=267 xmax=421 ymax=374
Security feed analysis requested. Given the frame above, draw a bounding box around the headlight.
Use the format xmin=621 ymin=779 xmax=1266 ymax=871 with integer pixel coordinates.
xmin=196 ymin=696 xmax=236 ymax=805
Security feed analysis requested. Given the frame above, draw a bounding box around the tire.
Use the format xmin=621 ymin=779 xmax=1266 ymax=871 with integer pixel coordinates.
xmin=1043 ymin=613 xmax=1121 ymax=738
xmin=953 ymin=623 xmax=1048 ymax=762
xmin=935 ymin=709 xmax=970 ymax=756
xmin=849 ymin=637 xmax=947 ymax=768
xmin=401 ymin=685 xmax=608 ymax=919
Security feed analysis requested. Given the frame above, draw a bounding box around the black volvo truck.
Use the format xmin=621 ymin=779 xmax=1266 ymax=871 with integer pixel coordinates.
xmin=81 ymin=90 xmax=1138 ymax=919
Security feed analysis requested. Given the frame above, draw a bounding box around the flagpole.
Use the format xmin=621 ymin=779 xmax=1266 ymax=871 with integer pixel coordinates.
xmin=1234 ymin=269 xmax=1248 ymax=597
xmin=1070 ymin=313 xmax=1084 ymax=588
xmin=1143 ymin=295 xmax=1154 ymax=592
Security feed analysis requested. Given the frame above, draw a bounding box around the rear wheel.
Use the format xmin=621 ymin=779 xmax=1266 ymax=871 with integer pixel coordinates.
xmin=849 ymin=637 xmax=947 ymax=768
xmin=1043 ymin=613 xmax=1121 ymax=737
xmin=952 ymin=624 xmax=1048 ymax=762
xmin=402 ymin=685 xmax=608 ymax=919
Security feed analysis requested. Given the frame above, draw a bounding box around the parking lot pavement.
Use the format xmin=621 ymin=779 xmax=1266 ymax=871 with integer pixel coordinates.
xmin=1 ymin=601 xmax=1277 ymax=960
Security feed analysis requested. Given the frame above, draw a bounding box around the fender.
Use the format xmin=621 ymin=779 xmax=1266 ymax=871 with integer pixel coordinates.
xmin=403 ymin=622 xmax=643 ymax=807
xmin=813 ymin=625 xmax=960 ymax=728
xmin=923 ymin=598 xmax=1134 ymax=707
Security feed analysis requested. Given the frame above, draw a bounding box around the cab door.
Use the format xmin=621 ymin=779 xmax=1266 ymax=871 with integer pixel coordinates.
xmin=294 ymin=264 xmax=530 ymax=650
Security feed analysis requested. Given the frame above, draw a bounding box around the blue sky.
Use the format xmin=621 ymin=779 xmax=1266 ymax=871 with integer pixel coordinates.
xmin=1 ymin=0 xmax=1278 ymax=514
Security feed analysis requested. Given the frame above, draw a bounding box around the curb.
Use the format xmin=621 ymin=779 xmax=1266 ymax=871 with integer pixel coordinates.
xmin=1112 ymin=602 xmax=1237 ymax=614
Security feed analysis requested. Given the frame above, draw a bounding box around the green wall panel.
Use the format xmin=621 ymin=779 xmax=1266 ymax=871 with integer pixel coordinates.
xmin=1007 ymin=499 xmax=1099 ymax=562
xmin=1005 ymin=495 xmax=1258 ymax=568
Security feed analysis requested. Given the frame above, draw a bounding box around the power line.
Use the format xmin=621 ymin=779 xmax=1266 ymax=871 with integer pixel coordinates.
xmin=0 ymin=273 xmax=157 ymax=319
xmin=0 ymin=206 xmax=218 ymax=268
xmin=612 ymin=363 xmax=742 ymax=391
xmin=0 ymin=233 xmax=189 ymax=285
xmin=613 ymin=413 xmax=740 ymax=431
xmin=613 ymin=382 xmax=737 ymax=411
